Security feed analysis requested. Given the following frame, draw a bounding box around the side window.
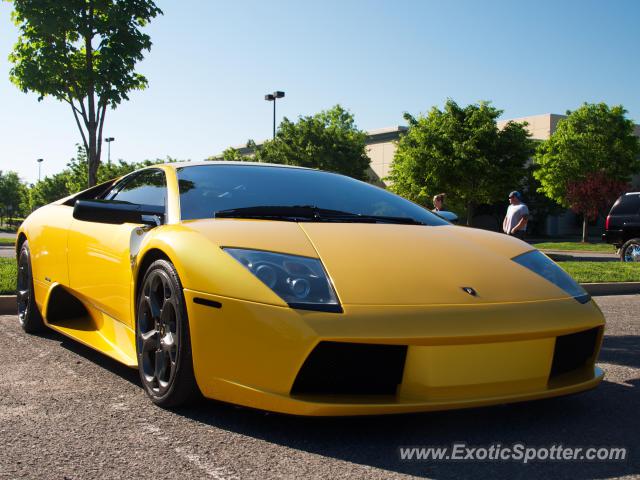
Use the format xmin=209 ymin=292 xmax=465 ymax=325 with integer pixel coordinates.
xmin=612 ymin=195 xmax=640 ymax=216
xmin=107 ymin=169 xmax=167 ymax=208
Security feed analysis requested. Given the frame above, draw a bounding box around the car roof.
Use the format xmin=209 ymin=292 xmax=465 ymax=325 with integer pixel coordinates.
xmin=157 ymin=160 xmax=312 ymax=171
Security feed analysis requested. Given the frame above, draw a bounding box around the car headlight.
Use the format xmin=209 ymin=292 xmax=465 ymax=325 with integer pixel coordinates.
xmin=512 ymin=250 xmax=590 ymax=304
xmin=223 ymin=248 xmax=342 ymax=313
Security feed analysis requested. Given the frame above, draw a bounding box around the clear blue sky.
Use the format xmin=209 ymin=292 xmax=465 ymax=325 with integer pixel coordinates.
xmin=1 ymin=0 xmax=639 ymax=183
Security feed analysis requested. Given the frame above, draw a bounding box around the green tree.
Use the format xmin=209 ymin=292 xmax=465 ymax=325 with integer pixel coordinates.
xmin=534 ymin=103 xmax=640 ymax=241
xmin=27 ymin=146 xmax=181 ymax=210
xmin=0 ymin=171 xmax=29 ymax=224
xmin=28 ymin=172 xmax=70 ymax=210
xmin=7 ymin=0 xmax=163 ymax=187
xmin=220 ymin=147 xmax=251 ymax=162
xmin=250 ymin=105 xmax=370 ymax=180
xmin=61 ymin=145 xmax=138 ymax=192
xmin=388 ymin=100 xmax=533 ymax=225
xmin=521 ymin=163 xmax=564 ymax=236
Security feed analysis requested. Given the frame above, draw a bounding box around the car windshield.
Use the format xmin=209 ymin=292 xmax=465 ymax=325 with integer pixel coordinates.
xmin=176 ymin=164 xmax=448 ymax=226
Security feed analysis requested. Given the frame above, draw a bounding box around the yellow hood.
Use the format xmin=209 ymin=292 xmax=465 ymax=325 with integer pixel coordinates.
xmin=179 ymin=220 xmax=573 ymax=307
xmin=300 ymin=223 xmax=571 ymax=305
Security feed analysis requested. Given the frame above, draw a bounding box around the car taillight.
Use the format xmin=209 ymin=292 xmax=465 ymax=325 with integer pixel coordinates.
xmin=605 ymin=215 xmax=610 ymax=230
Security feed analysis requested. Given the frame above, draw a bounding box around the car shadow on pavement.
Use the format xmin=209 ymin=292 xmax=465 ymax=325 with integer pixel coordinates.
xmin=45 ymin=329 xmax=141 ymax=386
xmin=50 ymin=325 xmax=639 ymax=480
xmin=173 ymin=330 xmax=640 ymax=480
xmin=170 ymin=378 xmax=638 ymax=480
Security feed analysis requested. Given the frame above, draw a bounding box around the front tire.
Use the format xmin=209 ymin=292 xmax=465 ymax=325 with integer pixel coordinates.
xmin=17 ymin=241 xmax=46 ymax=334
xmin=620 ymin=238 xmax=640 ymax=262
xmin=136 ymin=259 xmax=200 ymax=407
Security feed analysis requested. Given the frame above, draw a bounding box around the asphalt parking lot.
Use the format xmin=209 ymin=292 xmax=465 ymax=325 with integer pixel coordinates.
xmin=0 ymin=295 xmax=638 ymax=480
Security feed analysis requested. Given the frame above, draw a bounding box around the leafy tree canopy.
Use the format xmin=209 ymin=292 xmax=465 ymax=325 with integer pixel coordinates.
xmin=533 ymin=102 xmax=640 ymax=206
xmin=387 ymin=99 xmax=533 ymax=224
xmin=0 ymin=171 xmax=29 ymax=222
xmin=566 ymin=172 xmax=628 ymax=222
xmin=220 ymin=147 xmax=247 ymax=162
xmin=28 ymin=146 xmax=180 ymax=210
xmin=7 ymin=0 xmax=162 ymax=186
xmin=248 ymin=105 xmax=371 ymax=181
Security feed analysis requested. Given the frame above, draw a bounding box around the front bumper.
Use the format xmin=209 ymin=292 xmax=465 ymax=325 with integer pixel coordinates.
xmin=183 ymin=289 xmax=605 ymax=416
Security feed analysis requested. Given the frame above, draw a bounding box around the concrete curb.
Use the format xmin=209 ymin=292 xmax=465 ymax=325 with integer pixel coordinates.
xmin=540 ymin=249 xmax=617 ymax=256
xmin=1 ymin=283 xmax=638 ymax=316
xmin=582 ymin=282 xmax=640 ymax=296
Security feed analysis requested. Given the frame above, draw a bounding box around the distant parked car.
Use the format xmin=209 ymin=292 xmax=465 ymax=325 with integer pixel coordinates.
xmin=603 ymin=192 xmax=640 ymax=262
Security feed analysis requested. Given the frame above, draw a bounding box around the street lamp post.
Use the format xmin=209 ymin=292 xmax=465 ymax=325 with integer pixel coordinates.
xmin=105 ymin=137 xmax=115 ymax=163
xmin=36 ymin=158 xmax=44 ymax=182
xmin=264 ymin=91 xmax=285 ymax=139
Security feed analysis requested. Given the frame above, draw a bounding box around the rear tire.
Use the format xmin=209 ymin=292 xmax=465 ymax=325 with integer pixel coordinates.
xmin=620 ymin=238 xmax=640 ymax=262
xmin=17 ymin=241 xmax=46 ymax=334
xmin=136 ymin=259 xmax=200 ymax=407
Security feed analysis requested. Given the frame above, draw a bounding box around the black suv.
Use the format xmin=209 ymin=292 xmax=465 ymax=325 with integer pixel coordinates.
xmin=603 ymin=192 xmax=640 ymax=261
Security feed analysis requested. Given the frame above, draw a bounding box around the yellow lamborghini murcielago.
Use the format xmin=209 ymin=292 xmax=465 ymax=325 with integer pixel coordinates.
xmin=16 ymin=162 xmax=605 ymax=415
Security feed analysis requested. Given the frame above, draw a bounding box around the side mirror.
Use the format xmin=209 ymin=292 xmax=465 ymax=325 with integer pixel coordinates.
xmin=73 ymin=200 xmax=165 ymax=226
xmin=436 ymin=211 xmax=459 ymax=224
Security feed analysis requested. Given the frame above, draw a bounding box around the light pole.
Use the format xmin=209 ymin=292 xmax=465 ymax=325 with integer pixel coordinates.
xmin=105 ymin=137 xmax=115 ymax=163
xmin=36 ymin=158 xmax=44 ymax=182
xmin=264 ymin=91 xmax=285 ymax=139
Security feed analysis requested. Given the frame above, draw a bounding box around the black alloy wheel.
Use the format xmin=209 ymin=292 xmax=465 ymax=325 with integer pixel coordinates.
xmin=136 ymin=259 xmax=199 ymax=407
xmin=17 ymin=241 xmax=45 ymax=333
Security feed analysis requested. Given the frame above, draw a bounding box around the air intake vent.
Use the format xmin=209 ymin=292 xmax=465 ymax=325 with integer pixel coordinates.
xmin=291 ymin=342 xmax=407 ymax=396
xmin=550 ymin=327 xmax=601 ymax=378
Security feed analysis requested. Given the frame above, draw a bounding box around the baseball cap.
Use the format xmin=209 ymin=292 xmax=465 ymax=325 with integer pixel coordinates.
xmin=508 ymin=191 xmax=522 ymax=200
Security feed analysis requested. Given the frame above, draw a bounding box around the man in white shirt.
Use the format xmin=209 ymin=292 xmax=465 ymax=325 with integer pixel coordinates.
xmin=503 ymin=191 xmax=529 ymax=240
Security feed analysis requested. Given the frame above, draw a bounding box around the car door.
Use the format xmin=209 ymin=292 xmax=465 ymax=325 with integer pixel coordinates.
xmin=67 ymin=169 xmax=167 ymax=327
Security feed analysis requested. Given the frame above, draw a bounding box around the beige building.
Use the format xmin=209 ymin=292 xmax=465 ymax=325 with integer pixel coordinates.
xmin=497 ymin=113 xmax=567 ymax=140
xmin=369 ymin=114 xmax=640 ymax=184
xmin=366 ymin=114 xmax=570 ymax=185
xmin=364 ymin=126 xmax=406 ymax=185
xmin=498 ymin=112 xmax=640 ymax=141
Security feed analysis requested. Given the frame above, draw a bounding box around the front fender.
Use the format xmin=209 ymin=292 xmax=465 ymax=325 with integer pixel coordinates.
xmin=134 ymin=225 xmax=288 ymax=309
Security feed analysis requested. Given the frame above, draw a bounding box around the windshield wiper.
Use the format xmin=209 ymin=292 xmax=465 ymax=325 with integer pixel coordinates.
xmin=213 ymin=205 xmax=425 ymax=225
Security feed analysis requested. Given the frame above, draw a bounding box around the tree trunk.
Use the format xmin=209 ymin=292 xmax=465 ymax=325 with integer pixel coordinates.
xmin=466 ymin=203 xmax=475 ymax=226
xmin=85 ymin=5 xmax=100 ymax=187
xmin=582 ymin=216 xmax=588 ymax=243
xmin=88 ymin=131 xmax=99 ymax=187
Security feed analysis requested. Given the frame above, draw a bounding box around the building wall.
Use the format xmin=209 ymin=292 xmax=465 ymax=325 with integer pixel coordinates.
xmin=366 ymin=141 xmax=399 ymax=185
xmin=498 ymin=113 xmax=554 ymax=140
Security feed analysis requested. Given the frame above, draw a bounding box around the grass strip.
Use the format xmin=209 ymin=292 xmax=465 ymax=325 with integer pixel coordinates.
xmin=0 ymin=258 xmax=16 ymax=295
xmin=561 ymin=261 xmax=640 ymax=283
xmin=533 ymin=242 xmax=615 ymax=253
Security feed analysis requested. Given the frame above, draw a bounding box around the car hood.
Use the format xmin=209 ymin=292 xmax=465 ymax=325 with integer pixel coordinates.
xmin=299 ymin=223 xmax=571 ymax=305
xmin=182 ymin=220 xmax=572 ymax=306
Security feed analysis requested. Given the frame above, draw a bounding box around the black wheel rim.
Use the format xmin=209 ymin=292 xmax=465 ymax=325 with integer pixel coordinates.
xmin=17 ymin=252 xmax=30 ymax=323
xmin=137 ymin=269 xmax=180 ymax=396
